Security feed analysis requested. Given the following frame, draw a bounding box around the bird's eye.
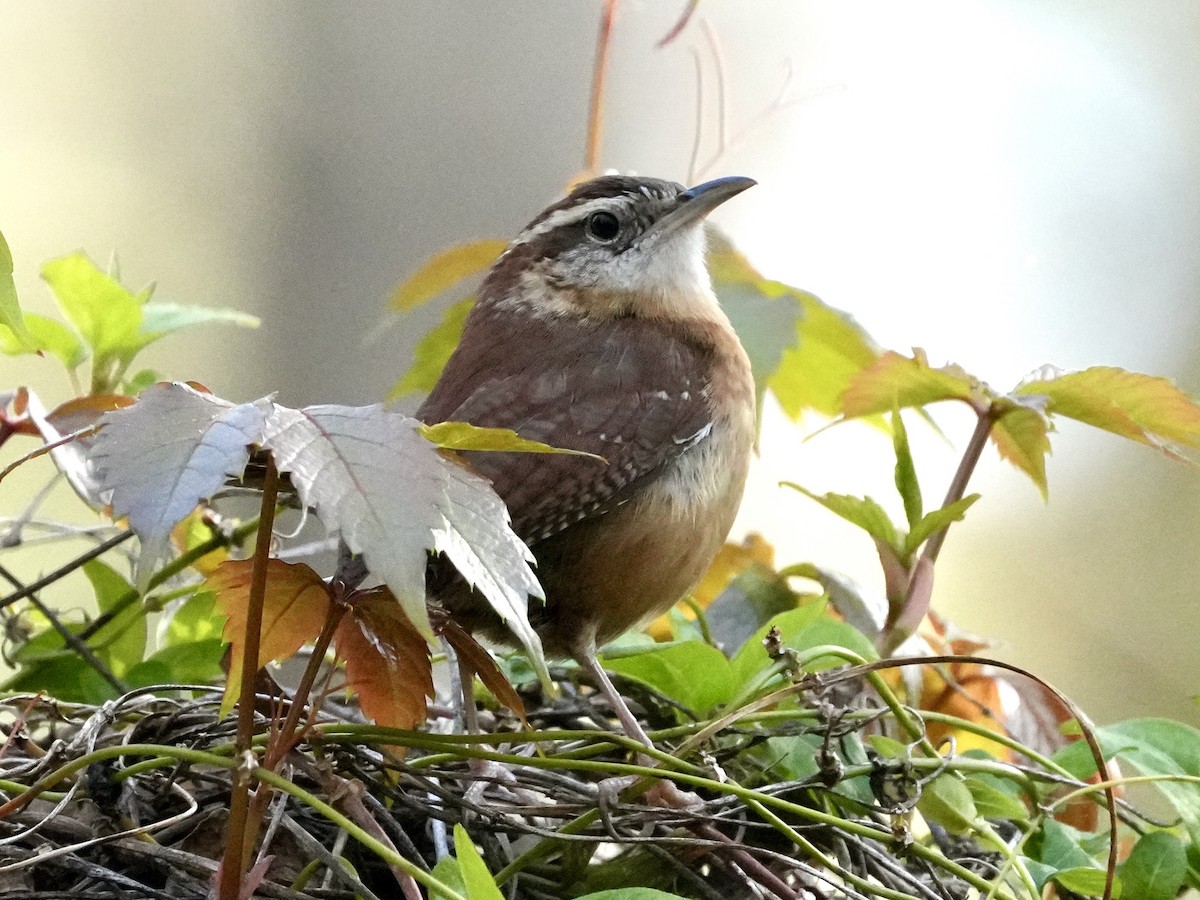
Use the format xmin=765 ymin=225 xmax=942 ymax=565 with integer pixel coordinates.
xmin=585 ymin=211 xmax=621 ymax=243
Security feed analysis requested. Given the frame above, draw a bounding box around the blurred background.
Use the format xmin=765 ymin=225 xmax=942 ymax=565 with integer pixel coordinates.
xmin=3 ymin=1 xmax=1199 ymax=724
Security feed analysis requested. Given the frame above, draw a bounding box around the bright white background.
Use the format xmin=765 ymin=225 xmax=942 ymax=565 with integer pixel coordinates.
xmin=4 ymin=2 xmax=1199 ymax=723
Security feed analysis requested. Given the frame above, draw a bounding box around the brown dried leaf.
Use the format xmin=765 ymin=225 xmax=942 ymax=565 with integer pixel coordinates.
xmin=210 ymin=559 xmax=332 ymax=712
xmin=335 ymin=591 xmax=433 ymax=730
xmin=440 ymin=616 xmax=526 ymax=721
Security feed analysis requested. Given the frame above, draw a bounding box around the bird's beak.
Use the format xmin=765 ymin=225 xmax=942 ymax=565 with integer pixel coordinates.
xmin=643 ymin=175 xmax=757 ymax=243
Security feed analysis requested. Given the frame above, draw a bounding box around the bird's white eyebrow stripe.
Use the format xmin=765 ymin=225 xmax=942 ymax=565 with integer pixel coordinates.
xmin=510 ymin=198 xmax=622 ymax=246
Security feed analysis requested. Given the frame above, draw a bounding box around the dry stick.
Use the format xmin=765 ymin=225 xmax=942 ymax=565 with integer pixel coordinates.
xmin=584 ymin=0 xmax=618 ymax=173
xmin=0 ymin=528 xmax=134 ymax=611
xmin=217 ymin=456 xmax=280 ymax=900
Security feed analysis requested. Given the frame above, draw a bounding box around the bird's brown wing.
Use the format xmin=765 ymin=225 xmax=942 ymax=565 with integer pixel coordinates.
xmin=417 ymin=312 xmax=714 ymax=544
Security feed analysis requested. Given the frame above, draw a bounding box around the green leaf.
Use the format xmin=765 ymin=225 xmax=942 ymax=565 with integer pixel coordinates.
xmin=891 ymin=410 xmax=922 ymax=529
xmin=964 ymin=774 xmax=1030 ymax=823
xmin=1017 ymin=365 xmax=1200 ymax=450
xmin=123 ymin=368 xmax=161 ymax=395
xmin=728 ymin=602 xmax=877 ymax=687
xmin=990 ymin=403 xmax=1051 ymax=498
xmin=125 ymin=639 xmax=225 ymax=687
xmin=421 ymin=421 xmax=602 ymax=458
xmin=6 ymin=654 xmax=116 ymax=704
xmin=429 ymin=856 xmax=469 ymax=900
xmin=903 ymin=494 xmax=980 ymax=557
xmin=841 ymin=350 xmax=977 ymax=419
xmin=41 ymin=252 xmax=142 ymax=374
xmin=1051 ymin=867 xmax=1114 ymax=897
xmin=719 ymin=280 xmax=802 ymax=413
xmin=390 ymin=241 xmax=506 ymax=312
xmin=782 ymin=483 xmax=900 ymax=549
xmin=1118 ymin=831 xmax=1186 ymax=900
xmin=745 ymin=734 xmax=821 ymax=782
xmin=82 ymin=559 xmax=145 ymax=676
xmin=133 ymin=301 xmax=259 ymax=353
xmin=917 ymin=773 xmax=978 ymax=835
xmin=1054 ymin=718 xmax=1200 ymax=853
xmin=1032 ymin=820 xmax=1105 ymax=877
xmin=0 ymin=230 xmax=35 ymax=350
xmin=0 ymin=311 xmax=87 ymax=368
xmin=388 ymin=295 xmax=474 ymax=400
xmin=166 ymin=589 xmax=223 ymax=644
xmin=452 ymin=823 xmax=504 ymax=900
xmin=704 ymin=564 xmax=803 ymax=652
xmin=602 ymin=641 xmax=735 ymax=715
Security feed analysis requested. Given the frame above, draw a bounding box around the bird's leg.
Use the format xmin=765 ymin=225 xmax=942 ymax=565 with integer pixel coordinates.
xmin=575 ymin=649 xmax=656 ymax=747
xmin=574 ymin=645 xmax=702 ymax=810
xmin=456 ymin=653 xmax=520 ymax=807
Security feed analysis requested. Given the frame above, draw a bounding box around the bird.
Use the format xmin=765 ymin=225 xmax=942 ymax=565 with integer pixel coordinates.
xmin=419 ymin=174 xmax=757 ymax=746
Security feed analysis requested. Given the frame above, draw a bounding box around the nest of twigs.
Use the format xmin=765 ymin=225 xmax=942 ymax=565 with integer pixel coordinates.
xmin=0 ymin=665 xmax=1016 ymax=900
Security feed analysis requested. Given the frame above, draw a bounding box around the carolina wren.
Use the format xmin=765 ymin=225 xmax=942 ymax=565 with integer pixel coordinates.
xmin=421 ymin=175 xmax=756 ymax=739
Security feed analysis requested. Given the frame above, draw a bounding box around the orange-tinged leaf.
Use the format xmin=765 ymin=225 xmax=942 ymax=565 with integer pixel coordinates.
xmin=990 ymin=404 xmax=1051 ymax=498
xmin=335 ymin=592 xmax=433 ymax=729
xmin=841 ymin=350 xmax=977 ymax=419
xmin=388 ymin=241 xmax=507 ymax=312
xmin=441 ymin=617 xmax=525 ymax=720
xmin=1017 ymin=365 xmax=1200 ymax=451
xmin=47 ymin=393 xmax=134 ymax=434
xmin=646 ymin=534 xmax=775 ymax=640
xmin=210 ymin=559 xmax=332 ymax=712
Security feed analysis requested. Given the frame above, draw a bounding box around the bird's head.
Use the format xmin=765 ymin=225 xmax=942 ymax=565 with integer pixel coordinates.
xmin=483 ymin=175 xmax=755 ymax=323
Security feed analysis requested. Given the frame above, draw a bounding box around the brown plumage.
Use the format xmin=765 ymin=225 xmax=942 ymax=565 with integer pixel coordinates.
xmin=420 ymin=175 xmax=755 ymax=736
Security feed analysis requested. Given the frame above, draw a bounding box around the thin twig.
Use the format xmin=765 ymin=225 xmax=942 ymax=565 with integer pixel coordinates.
xmin=585 ymin=0 xmax=619 ymax=172
xmin=0 ymin=529 xmax=135 ymax=611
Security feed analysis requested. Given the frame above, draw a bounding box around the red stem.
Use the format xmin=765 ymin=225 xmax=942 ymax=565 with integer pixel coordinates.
xmin=218 ymin=456 xmax=280 ymax=900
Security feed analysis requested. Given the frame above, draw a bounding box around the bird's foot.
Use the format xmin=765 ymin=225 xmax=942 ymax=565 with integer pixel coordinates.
xmin=596 ymin=754 xmax=704 ymax=811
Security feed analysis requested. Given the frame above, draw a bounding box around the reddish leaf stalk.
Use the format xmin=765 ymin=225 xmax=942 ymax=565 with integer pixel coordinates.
xmin=923 ymin=406 xmax=995 ymax=565
xmin=885 ymin=406 xmax=995 ymax=654
xmin=218 ymin=455 xmax=280 ymax=900
xmin=266 ymin=600 xmax=347 ymax=770
xmin=585 ymin=0 xmax=619 ymax=173
xmin=240 ymin=598 xmax=348 ymax=864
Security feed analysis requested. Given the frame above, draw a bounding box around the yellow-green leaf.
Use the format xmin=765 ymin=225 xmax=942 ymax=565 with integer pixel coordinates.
xmin=708 ymin=229 xmax=877 ymax=419
xmin=781 ymin=483 xmax=900 ymax=550
xmin=772 ymin=292 xmax=879 ymax=419
xmin=41 ymin=252 xmax=142 ymax=368
xmin=0 ymin=230 xmax=35 ymax=350
xmin=1017 ymin=366 xmax=1200 ymax=450
xmin=388 ymin=296 xmax=474 ymax=401
xmin=452 ymin=823 xmax=505 ymax=900
xmin=990 ymin=404 xmax=1051 ymax=498
xmin=841 ymin=351 xmax=977 ymax=419
xmin=421 ymin=421 xmax=602 ymax=458
xmin=389 ymin=240 xmax=507 ymax=312
xmin=0 ymin=311 xmax=86 ymax=368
